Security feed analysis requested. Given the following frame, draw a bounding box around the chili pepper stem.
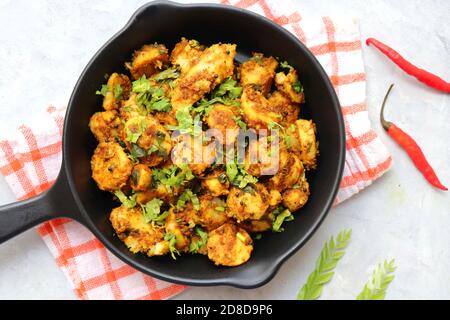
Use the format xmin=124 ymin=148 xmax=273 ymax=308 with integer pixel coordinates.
xmin=380 ymin=84 xmax=394 ymax=131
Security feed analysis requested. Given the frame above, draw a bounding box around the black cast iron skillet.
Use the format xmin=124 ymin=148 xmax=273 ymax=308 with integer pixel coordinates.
xmin=0 ymin=1 xmax=345 ymax=288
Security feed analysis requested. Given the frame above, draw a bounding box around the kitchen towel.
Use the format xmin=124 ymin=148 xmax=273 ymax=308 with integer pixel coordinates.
xmin=0 ymin=0 xmax=392 ymax=300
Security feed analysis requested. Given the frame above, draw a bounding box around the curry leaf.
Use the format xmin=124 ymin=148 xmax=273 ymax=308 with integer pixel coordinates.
xmin=356 ymin=259 xmax=397 ymax=300
xmin=297 ymin=229 xmax=352 ymax=300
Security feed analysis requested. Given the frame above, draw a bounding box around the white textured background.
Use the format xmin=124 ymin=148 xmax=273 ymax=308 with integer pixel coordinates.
xmin=0 ymin=0 xmax=449 ymax=300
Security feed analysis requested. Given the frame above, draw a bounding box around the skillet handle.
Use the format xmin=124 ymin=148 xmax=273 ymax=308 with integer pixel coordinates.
xmin=0 ymin=171 xmax=81 ymax=244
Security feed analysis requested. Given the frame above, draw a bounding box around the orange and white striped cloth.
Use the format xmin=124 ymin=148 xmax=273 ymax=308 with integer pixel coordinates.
xmin=0 ymin=0 xmax=391 ymax=300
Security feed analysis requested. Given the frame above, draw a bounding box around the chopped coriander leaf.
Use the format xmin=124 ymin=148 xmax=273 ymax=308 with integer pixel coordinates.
xmin=141 ymin=198 xmax=168 ymax=224
xmin=152 ymin=68 xmax=180 ymax=82
xmin=289 ymin=124 xmax=296 ymax=133
xmin=213 ymin=77 xmax=243 ymax=99
xmin=125 ymin=117 xmax=147 ymax=143
xmin=236 ymin=232 xmax=246 ymax=242
xmin=130 ymin=143 xmax=146 ymax=158
xmin=96 ymin=84 xmax=109 ymax=97
xmin=284 ymin=134 xmax=295 ymax=149
xmin=164 ymin=232 xmax=180 ymax=260
xmin=272 ymin=207 xmax=294 ymax=232
xmin=189 ymin=226 xmax=208 ymax=253
xmin=254 ymin=233 xmax=262 ymax=240
xmin=132 ymin=76 xmax=152 ymax=93
xmin=234 ymin=116 xmax=247 ymax=130
xmin=292 ymin=80 xmax=303 ymax=93
xmin=166 ymin=105 xmax=202 ymax=136
xmin=176 ymin=189 xmax=200 ymax=211
xmin=132 ymin=76 xmax=172 ymax=113
xmin=251 ymin=53 xmax=264 ymax=65
xmin=280 ymin=61 xmax=294 ymax=71
xmin=151 ymin=98 xmax=171 ymax=112
xmin=152 ymin=165 xmax=195 ymax=192
xmin=238 ymin=174 xmax=258 ymax=189
xmin=268 ymin=120 xmax=284 ymax=131
xmin=114 ymin=84 xmax=123 ymax=100
xmin=226 ymin=163 xmax=239 ymax=182
xmin=114 ymin=190 xmax=137 ymax=209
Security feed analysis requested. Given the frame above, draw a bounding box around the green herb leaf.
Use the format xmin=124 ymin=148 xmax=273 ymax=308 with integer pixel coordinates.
xmin=176 ymin=189 xmax=200 ymax=211
xmin=152 ymin=164 xmax=195 ymax=192
xmin=236 ymin=232 xmax=246 ymax=242
xmin=153 ymin=68 xmax=180 ymax=82
xmin=297 ymin=229 xmax=352 ymax=300
xmin=292 ymin=80 xmax=303 ymax=93
xmin=96 ymin=84 xmax=109 ymax=97
xmin=141 ymin=198 xmax=168 ymax=224
xmin=151 ymin=98 xmax=171 ymax=112
xmin=114 ymin=84 xmax=123 ymax=100
xmin=215 ymin=206 xmax=226 ymax=212
xmin=166 ymin=105 xmax=202 ymax=136
xmin=280 ymin=61 xmax=294 ymax=71
xmin=164 ymin=232 xmax=180 ymax=260
xmin=234 ymin=116 xmax=247 ymax=130
xmin=114 ymin=190 xmax=137 ymax=209
xmin=189 ymin=226 xmax=208 ymax=254
xmin=132 ymin=76 xmax=153 ymax=93
xmin=254 ymin=233 xmax=262 ymax=240
xmin=272 ymin=207 xmax=294 ymax=232
xmin=125 ymin=117 xmax=147 ymax=144
xmin=356 ymin=259 xmax=396 ymax=300
xmin=213 ymin=77 xmax=243 ymax=99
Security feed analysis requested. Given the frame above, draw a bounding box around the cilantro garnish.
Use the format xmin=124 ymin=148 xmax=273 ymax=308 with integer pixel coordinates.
xmin=280 ymin=61 xmax=294 ymax=71
xmin=293 ymin=80 xmax=303 ymax=93
xmin=189 ymin=226 xmax=208 ymax=254
xmin=152 ymin=68 xmax=180 ymax=82
xmin=114 ymin=190 xmax=137 ymax=209
xmin=176 ymin=189 xmax=200 ymax=211
xmin=152 ymin=164 xmax=195 ymax=192
xmin=226 ymin=163 xmax=258 ymax=189
xmin=141 ymin=198 xmax=169 ymax=224
xmin=164 ymin=232 xmax=180 ymax=260
xmin=96 ymin=84 xmax=109 ymax=97
xmin=271 ymin=206 xmax=294 ymax=232
xmin=132 ymin=76 xmax=172 ymax=113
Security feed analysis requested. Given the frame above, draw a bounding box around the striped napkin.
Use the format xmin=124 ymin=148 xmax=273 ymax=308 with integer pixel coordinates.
xmin=0 ymin=0 xmax=391 ymax=300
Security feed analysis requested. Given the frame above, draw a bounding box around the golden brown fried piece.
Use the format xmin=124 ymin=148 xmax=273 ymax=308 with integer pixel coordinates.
xmin=171 ymin=43 xmax=236 ymax=111
xmin=130 ymin=164 xmax=152 ymax=192
xmin=91 ymin=142 xmax=133 ymax=192
xmin=201 ymin=169 xmax=230 ymax=197
xmin=102 ymin=73 xmax=131 ymax=111
xmin=110 ymin=205 xmax=169 ymax=256
xmin=193 ymin=195 xmax=229 ymax=231
xmin=165 ymin=209 xmax=193 ymax=252
xmin=171 ymin=38 xmax=203 ymax=73
xmin=127 ymin=44 xmax=169 ymax=80
xmin=239 ymin=53 xmax=278 ymax=96
xmin=238 ymin=218 xmax=272 ymax=233
xmin=226 ymin=183 xmax=270 ymax=221
xmin=275 ymin=69 xmax=304 ymax=104
xmin=89 ymin=110 xmax=123 ymax=143
xmin=119 ymin=93 xmax=147 ymax=122
xmin=207 ymin=223 xmax=253 ymax=267
xmin=123 ymin=115 xmax=173 ymax=167
xmin=171 ymin=134 xmax=217 ymax=176
xmin=245 ymin=135 xmax=280 ymax=177
xmin=291 ymin=119 xmax=318 ymax=169
xmin=268 ymin=91 xmax=300 ymax=128
xmin=241 ymin=85 xmax=282 ymax=130
xmin=282 ymin=179 xmax=310 ymax=212
xmin=267 ymin=149 xmax=304 ymax=192
xmin=205 ymin=104 xmax=240 ymax=145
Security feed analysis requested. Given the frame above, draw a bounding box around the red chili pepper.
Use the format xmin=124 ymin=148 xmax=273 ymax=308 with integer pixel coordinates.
xmin=380 ymin=84 xmax=447 ymax=191
xmin=367 ymin=38 xmax=450 ymax=93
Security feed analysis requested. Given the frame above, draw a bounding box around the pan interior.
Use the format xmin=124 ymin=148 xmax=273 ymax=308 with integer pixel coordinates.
xmin=63 ymin=3 xmax=344 ymax=287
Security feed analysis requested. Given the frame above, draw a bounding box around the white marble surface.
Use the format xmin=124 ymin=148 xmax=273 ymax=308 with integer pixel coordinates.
xmin=0 ymin=0 xmax=449 ymax=300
